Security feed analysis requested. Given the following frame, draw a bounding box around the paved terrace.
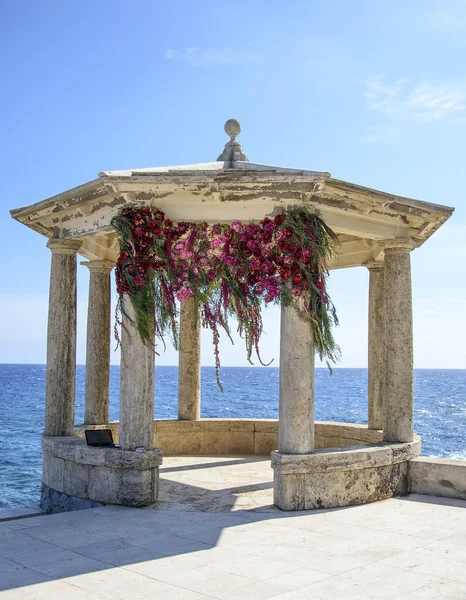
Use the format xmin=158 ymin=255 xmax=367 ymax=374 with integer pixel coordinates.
xmin=1 ymin=456 xmax=466 ymax=599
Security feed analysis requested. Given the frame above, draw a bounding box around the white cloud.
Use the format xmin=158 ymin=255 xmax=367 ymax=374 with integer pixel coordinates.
xmin=164 ymin=47 xmax=257 ymax=67
xmin=363 ymin=77 xmax=466 ymax=121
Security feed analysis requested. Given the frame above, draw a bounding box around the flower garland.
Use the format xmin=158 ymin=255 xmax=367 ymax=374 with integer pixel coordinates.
xmin=112 ymin=205 xmax=340 ymax=389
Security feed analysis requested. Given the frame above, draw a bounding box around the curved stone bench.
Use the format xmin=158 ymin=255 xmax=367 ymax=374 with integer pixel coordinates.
xmin=41 ymin=436 xmax=163 ymax=513
xmin=272 ymin=435 xmax=421 ymax=510
xmin=77 ymin=419 xmax=383 ymax=456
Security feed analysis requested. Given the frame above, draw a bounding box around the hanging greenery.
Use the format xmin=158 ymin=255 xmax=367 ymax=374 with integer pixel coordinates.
xmin=112 ymin=205 xmax=340 ymax=389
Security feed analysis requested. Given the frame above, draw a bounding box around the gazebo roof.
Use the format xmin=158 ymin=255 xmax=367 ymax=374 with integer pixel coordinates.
xmin=10 ymin=120 xmax=454 ymax=269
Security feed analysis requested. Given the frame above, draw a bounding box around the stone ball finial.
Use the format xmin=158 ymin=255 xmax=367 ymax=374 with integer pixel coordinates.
xmin=224 ymin=119 xmax=242 ymax=141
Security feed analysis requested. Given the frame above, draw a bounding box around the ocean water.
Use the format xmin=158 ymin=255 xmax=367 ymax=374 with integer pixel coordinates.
xmin=0 ymin=365 xmax=465 ymax=509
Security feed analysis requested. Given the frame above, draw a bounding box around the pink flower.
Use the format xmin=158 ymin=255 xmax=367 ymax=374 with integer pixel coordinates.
xmin=231 ymin=220 xmax=243 ymax=232
xmin=250 ymin=258 xmax=261 ymax=270
xmin=134 ymin=227 xmax=144 ymax=238
xmin=206 ymin=270 xmax=216 ymax=281
xmin=211 ymin=238 xmax=222 ymax=249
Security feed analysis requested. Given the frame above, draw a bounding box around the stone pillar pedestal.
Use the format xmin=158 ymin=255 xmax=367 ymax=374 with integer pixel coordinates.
xmin=44 ymin=239 xmax=82 ymax=436
xmin=367 ymin=261 xmax=385 ymax=430
xmin=82 ymin=260 xmax=113 ymax=425
xmin=382 ymin=240 xmax=416 ymax=443
xmin=274 ymin=299 xmax=315 ymax=510
xmin=178 ymin=297 xmax=201 ymax=420
xmin=119 ymin=297 xmax=155 ymax=450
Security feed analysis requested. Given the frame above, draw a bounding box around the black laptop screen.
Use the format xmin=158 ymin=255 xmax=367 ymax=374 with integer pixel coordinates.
xmin=85 ymin=429 xmax=114 ymax=446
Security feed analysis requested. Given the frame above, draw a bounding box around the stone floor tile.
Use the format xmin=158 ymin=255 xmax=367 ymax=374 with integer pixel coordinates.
xmin=0 ymin=557 xmax=27 ymax=574
xmin=271 ymin=563 xmax=438 ymax=600
xmin=0 ymin=580 xmax=106 ymax=599
xmin=32 ymin=554 xmax=111 ymax=579
xmin=21 ymin=523 xmax=114 ymax=549
xmin=182 ymin=572 xmax=258 ymax=596
xmin=413 ymin=557 xmax=466 ymax=583
xmin=64 ymin=565 xmax=165 ymax=597
xmin=410 ymin=578 xmax=466 ymax=599
xmin=282 ymin=548 xmax=367 ymax=575
xmin=355 ymin=528 xmax=430 ymax=550
xmin=265 ymin=567 xmax=332 ymax=589
xmin=0 ymin=567 xmax=53 ymax=592
xmin=213 ymin=555 xmax=299 ymax=581
xmin=206 ymin=579 xmax=289 ymax=600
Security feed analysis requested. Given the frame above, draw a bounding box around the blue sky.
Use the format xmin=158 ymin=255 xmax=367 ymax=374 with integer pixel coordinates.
xmin=1 ymin=0 xmax=465 ymax=368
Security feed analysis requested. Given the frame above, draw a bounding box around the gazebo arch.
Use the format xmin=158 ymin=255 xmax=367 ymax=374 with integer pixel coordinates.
xmin=11 ymin=120 xmax=454 ymax=512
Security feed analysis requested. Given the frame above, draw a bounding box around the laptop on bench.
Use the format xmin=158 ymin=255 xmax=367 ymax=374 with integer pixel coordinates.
xmin=85 ymin=429 xmax=118 ymax=448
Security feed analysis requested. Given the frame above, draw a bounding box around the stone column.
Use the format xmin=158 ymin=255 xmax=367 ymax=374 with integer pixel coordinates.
xmin=382 ymin=240 xmax=416 ymax=443
xmin=278 ymin=298 xmax=315 ymax=454
xmin=367 ymin=261 xmax=385 ymax=430
xmin=82 ymin=260 xmax=114 ymax=425
xmin=119 ymin=297 xmax=155 ymax=450
xmin=44 ymin=239 xmax=82 ymax=436
xmin=178 ymin=297 xmax=201 ymax=420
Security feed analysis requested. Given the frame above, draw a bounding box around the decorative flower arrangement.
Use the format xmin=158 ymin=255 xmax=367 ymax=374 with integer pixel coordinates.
xmin=112 ymin=205 xmax=340 ymax=389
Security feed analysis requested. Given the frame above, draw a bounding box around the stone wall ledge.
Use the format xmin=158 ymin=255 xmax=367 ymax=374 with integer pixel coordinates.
xmin=409 ymin=456 xmax=466 ymax=500
xmin=271 ymin=435 xmax=421 ymax=474
xmin=42 ymin=436 xmax=163 ymax=470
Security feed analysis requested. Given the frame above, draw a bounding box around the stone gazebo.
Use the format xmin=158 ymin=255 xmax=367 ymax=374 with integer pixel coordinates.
xmin=11 ymin=120 xmax=454 ymax=512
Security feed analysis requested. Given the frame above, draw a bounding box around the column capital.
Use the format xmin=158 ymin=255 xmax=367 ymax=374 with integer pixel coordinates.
xmin=378 ymin=238 xmax=418 ymax=252
xmin=364 ymin=260 xmax=384 ymax=270
xmin=47 ymin=239 xmax=82 ymax=255
xmin=81 ymin=260 xmax=114 ymax=273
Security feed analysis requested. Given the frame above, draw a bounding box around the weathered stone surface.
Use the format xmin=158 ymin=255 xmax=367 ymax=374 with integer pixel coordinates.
xmin=40 ymin=484 xmax=104 ymax=514
xmin=44 ymin=239 xmax=82 ymax=436
xmin=382 ymin=241 xmax=415 ymax=443
xmin=178 ymin=297 xmax=201 ymax=420
xmin=274 ymin=462 xmax=409 ymax=510
xmin=271 ymin=437 xmax=420 ymax=475
xmin=82 ymin=260 xmax=113 ymax=425
xmin=409 ymin=456 xmax=466 ymax=500
xmin=272 ymin=437 xmax=420 ymax=510
xmin=82 ymin=420 xmax=390 ymax=456
xmin=229 ymin=420 xmax=255 ymax=432
xmin=179 ymin=432 xmax=203 ymax=454
xmin=254 ymin=420 xmax=278 ymax=433
xmin=42 ymin=455 xmax=65 ymax=492
xmin=41 ymin=435 xmax=162 ymax=509
xmin=228 ymin=432 xmax=254 ymax=454
xmin=367 ymin=262 xmax=385 ymax=430
xmin=254 ymin=433 xmax=278 ymax=455
xmin=279 ymin=300 xmax=314 ymax=453
xmin=120 ymin=297 xmax=155 ymax=450
xmin=43 ymin=435 xmax=162 ymax=469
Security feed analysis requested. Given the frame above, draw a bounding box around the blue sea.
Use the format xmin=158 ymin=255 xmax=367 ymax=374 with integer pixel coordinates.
xmin=1 ymin=365 xmax=465 ymax=509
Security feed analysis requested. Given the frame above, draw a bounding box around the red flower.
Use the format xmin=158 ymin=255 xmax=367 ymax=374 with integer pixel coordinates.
xmin=291 ymin=263 xmax=300 ymax=275
xmin=142 ymin=207 xmax=151 ymax=216
xmin=274 ymin=214 xmax=285 ymax=226
xmin=284 ymin=227 xmax=293 ymax=238
xmin=206 ymin=270 xmax=216 ymax=281
xmin=277 ymin=239 xmax=287 ymax=252
xmin=165 ymin=218 xmax=173 ymax=228
xmin=261 ymin=232 xmax=272 ymax=244
xmin=292 ymin=274 xmax=302 ymax=285
xmin=279 ymin=267 xmax=292 ymax=279
xmin=288 ymin=243 xmax=298 ymax=254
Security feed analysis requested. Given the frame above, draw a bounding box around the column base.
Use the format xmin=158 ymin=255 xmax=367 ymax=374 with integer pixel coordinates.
xmin=272 ymin=438 xmax=420 ymax=511
xmin=41 ymin=436 xmax=163 ymax=512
